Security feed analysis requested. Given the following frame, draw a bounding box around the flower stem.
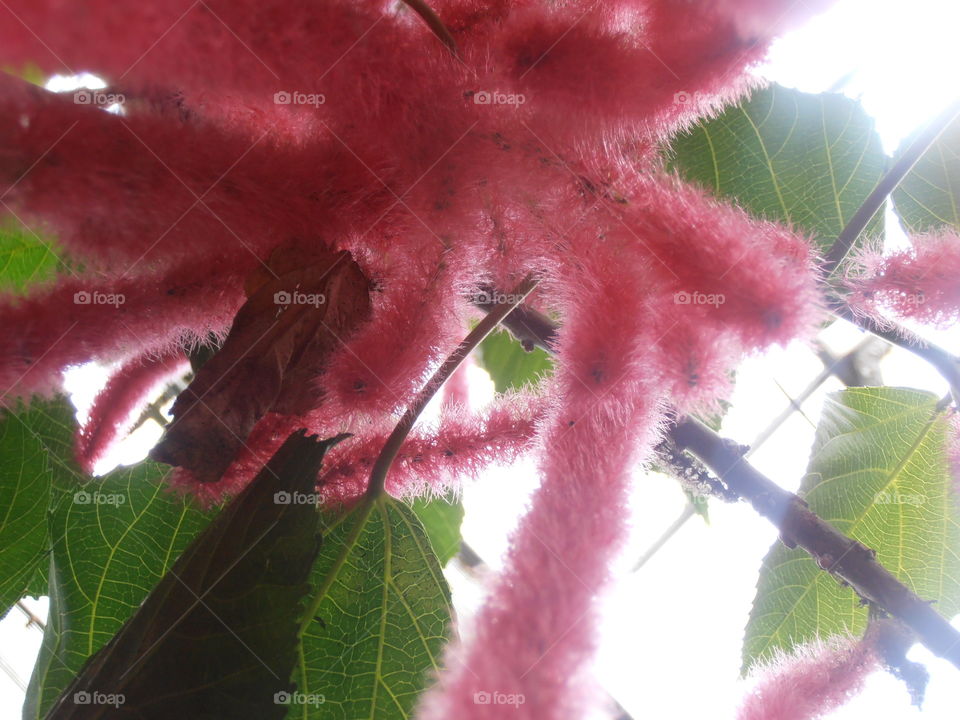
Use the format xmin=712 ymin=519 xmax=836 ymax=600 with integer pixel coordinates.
xmin=401 ymin=0 xmax=458 ymax=56
xmin=365 ymin=274 xmax=539 ymax=500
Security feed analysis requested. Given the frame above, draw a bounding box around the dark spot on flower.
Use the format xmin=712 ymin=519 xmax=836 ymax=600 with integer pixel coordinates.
xmin=591 ymin=365 xmax=606 ymax=384
xmin=763 ymin=309 xmax=783 ymax=330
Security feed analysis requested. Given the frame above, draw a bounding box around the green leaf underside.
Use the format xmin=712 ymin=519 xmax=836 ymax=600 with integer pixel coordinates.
xmin=0 ymin=224 xmax=62 ymax=293
xmin=478 ymin=329 xmax=552 ymax=393
xmin=892 ymin=114 xmax=960 ymax=233
xmin=293 ymin=497 xmax=452 ymax=720
xmin=42 ymin=431 xmax=336 ymax=720
xmin=18 ymin=398 xmax=219 ymax=719
xmin=26 ymin=472 xmax=217 ymax=718
xmin=743 ymin=387 xmax=960 ymax=671
xmin=668 ymin=84 xmax=888 ymax=251
xmin=409 ymin=495 xmax=464 ymax=567
xmin=0 ymin=399 xmax=76 ymax=618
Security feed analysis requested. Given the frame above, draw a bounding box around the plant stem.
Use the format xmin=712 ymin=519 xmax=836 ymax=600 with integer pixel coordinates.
xmin=401 ymin=0 xmax=458 ymax=56
xmin=366 ymin=274 xmax=539 ymax=501
xmin=672 ymin=415 xmax=960 ymax=671
xmin=830 ymin=300 xmax=960 ymax=405
xmin=822 ymin=98 xmax=960 ymax=276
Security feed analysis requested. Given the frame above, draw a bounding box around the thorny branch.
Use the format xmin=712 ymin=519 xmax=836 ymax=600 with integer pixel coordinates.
xmin=481 ymin=301 xmax=960 ymax=672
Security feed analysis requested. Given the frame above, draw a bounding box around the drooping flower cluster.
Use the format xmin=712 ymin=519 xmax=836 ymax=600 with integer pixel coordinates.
xmin=75 ymin=350 xmax=188 ymax=474
xmin=0 ymin=0 xmax=836 ymax=716
xmin=846 ymin=230 xmax=960 ymax=327
xmin=737 ymin=634 xmax=879 ymax=720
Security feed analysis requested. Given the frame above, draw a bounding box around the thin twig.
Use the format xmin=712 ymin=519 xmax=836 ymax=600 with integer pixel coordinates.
xmin=366 ymin=275 xmax=539 ymax=500
xmin=0 ymin=654 xmax=26 ymax=692
xmin=15 ymin=599 xmax=45 ymax=631
xmin=747 ymin=335 xmax=889 ymax=454
xmin=830 ymin=301 xmax=960 ymax=405
xmin=822 ymin=98 xmax=960 ymax=276
xmin=400 ymin=0 xmax=459 ymax=56
xmin=631 ymin=504 xmax=697 ymax=572
xmin=128 ymin=381 xmax=185 ymax=433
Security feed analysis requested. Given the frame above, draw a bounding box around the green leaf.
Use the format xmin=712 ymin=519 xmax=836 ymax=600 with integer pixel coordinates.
xmin=293 ymin=496 xmax=453 ymax=719
xmin=892 ymin=115 xmax=960 ymax=233
xmin=43 ymin=430 xmax=339 ymax=720
xmin=0 ymin=223 xmax=62 ymax=293
xmin=2 ymin=63 xmax=46 ymax=86
xmin=478 ymin=329 xmax=552 ymax=392
xmin=668 ymin=84 xmax=888 ymax=251
xmin=0 ymin=398 xmax=75 ymax=618
xmin=743 ymin=387 xmax=960 ymax=671
xmin=24 ymin=461 xmax=219 ymax=718
xmin=409 ymin=494 xmax=464 ymax=566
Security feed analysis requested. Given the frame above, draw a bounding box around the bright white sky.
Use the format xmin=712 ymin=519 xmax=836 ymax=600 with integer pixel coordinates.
xmin=2 ymin=1 xmax=960 ymax=717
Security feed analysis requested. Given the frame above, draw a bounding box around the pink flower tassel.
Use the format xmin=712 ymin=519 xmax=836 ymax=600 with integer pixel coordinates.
xmin=847 ymin=230 xmax=960 ymax=327
xmin=738 ymin=635 xmax=878 ymax=720
xmin=417 ymin=247 xmax=665 ymax=719
xmin=76 ymin=351 xmax=189 ymax=474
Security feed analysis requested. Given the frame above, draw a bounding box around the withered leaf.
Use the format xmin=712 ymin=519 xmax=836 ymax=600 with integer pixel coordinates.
xmin=44 ymin=430 xmax=343 ymax=720
xmin=151 ymin=248 xmax=370 ymax=483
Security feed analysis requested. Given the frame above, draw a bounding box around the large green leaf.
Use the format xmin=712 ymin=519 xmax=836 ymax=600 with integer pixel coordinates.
xmin=409 ymin=494 xmax=464 ymax=567
xmin=892 ymin=115 xmax=960 ymax=233
xmin=0 ymin=399 xmax=76 ymax=618
xmin=478 ymin=329 xmax=552 ymax=392
xmin=743 ymin=388 xmax=960 ymax=671
xmin=668 ymin=84 xmax=888 ymax=251
xmin=293 ymin=496 xmax=452 ymax=719
xmin=0 ymin=224 xmax=62 ymax=293
xmin=42 ymin=430 xmax=338 ymax=719
xmin=24 ymin=456 xmax=218 ymax=717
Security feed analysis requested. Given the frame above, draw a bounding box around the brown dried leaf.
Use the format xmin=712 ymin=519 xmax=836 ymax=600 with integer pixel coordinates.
xmin=150 ymin=248 xmax=370 ymax=482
